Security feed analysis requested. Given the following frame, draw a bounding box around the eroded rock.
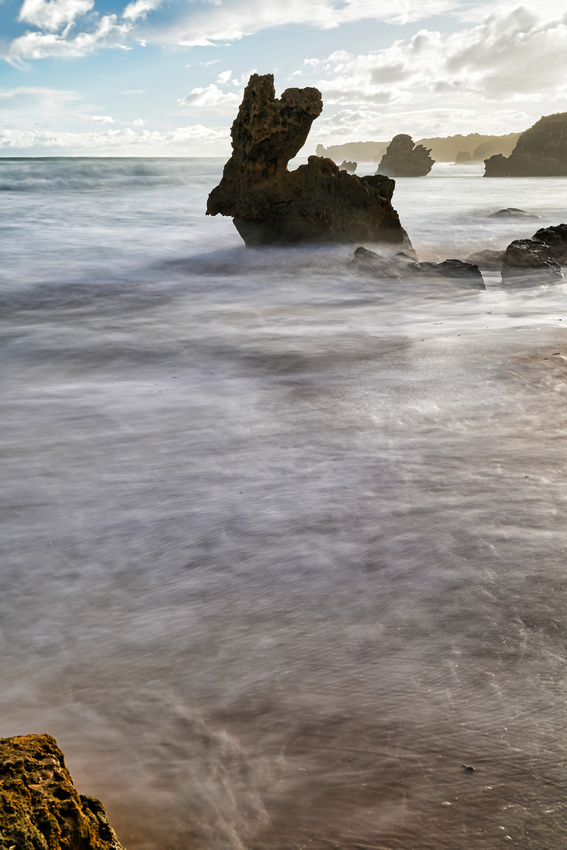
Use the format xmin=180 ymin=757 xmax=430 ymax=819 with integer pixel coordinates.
xmin=377 ymin=135 xmax=434 ymax=177
xmin=338 ymin=160 xmax=357 ymax=173
xmin=484 ymin=113 xmax=567 ymax=177
xmin=207 ymin=74 xmax=410 ymax=247
xmin=0 ymin=734 xmax=125 ymax=850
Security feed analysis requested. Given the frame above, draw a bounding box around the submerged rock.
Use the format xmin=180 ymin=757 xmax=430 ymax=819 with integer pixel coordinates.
xmin=352 ymin=246 xmax=418 ymax=278
xmin=501 ymin=239 xmax=563 ymax=283
xmin=415 ymin=259 xmax=485 ymax=287
xmin=0 ymin=733 xmax=125 ymax=850
xmin=352 ymin=248 xmax=484 ymax=287
xmin=377 ymin=134 xmax=434 ymax=177
xmin=484 ymin=113 xmax=567 ymax=177
xmin=207 ymin=74 xmax=410 ymax=247
xmin=465 ymin=249 xmax=505 ymax=270
xmin=489 ymin=208 xmax=539 ymax=219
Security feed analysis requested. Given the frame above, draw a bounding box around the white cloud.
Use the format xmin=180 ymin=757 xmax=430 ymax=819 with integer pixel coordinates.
xmin=310 ymin=6 xmax=567 ymax=117
xmin=18 ymin=0 xmax=94 ymax=32
xmin=6 ymin=14 xmax=131 ymax=62
xmin=157 ymin=0 xmax=458 ymax=47
xmin=216 ymin=69 xmax=232 ymax=84
xmin=87 ymin=114 xmax=114 ymax=123
xmin=0 ymin=123 xmax=230 ymax=155
xmin=122 ymin=0 xmax=162 ymax=23
xmin=178 ymin=83 xmax=240 ymax=108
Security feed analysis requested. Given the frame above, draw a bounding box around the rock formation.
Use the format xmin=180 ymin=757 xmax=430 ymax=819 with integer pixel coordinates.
xmin=489 ymin=208 xmax=539 ymax=219
xmin=501 ymin=239 xmax=563 ymax=283
xmin=338 ymin=160 xmax=357 ymax=173
xmin=352 ymin=247 xmax=484 ymax=287
xmin=465 ymin=249 xmax=505 ymax=270
xmin=484 ymin=113 xmax=567 ymax=176
xmin=0 ymin=733 xmax=125 ymax=850
xmin=532 ymin=223 xmax=567 ymax=263
xmin=376 ymin=135 xmax=434 ymax=177
xmin=207 ymin=74 xmax=410 ymax=247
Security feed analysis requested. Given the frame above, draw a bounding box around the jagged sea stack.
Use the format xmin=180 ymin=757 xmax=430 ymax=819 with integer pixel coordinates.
xmin=207 ymin=74 xmax=410 ymax=247
xmin=484 ymin=113 xmax=567 ymax=176
xmin=377 ymin=134 xmax=434 ymax=177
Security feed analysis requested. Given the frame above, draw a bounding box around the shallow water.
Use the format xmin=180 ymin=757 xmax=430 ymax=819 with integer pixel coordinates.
xmin=2 ymin=157 xmax=567 ymax=848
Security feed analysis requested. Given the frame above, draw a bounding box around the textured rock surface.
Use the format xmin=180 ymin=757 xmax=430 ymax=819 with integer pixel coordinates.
xmin=377 ymin=134 xmax=434 ymax=177
xmin=532 ymin=224 xmax=567 ymax=263
xmin=501 ymin=239 xmax=563 ymax=283
xmin=207 ymin=74 xmax=410 ymax=247
xmin=0 ymin=734 xmax=125 ymax=850
xmin=484 ymin=113 xmax=567 ymax=176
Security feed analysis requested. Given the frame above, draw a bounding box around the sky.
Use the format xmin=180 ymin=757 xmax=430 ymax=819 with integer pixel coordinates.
xmin=1 ymin=0 xmax=567 ymax=155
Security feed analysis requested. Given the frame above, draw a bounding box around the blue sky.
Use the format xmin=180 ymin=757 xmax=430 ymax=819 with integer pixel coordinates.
xmin=1 ymin=0 xmax=567 ymax=155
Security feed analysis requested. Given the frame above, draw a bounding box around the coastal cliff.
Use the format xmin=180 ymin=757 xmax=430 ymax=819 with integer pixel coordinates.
xmin=484 ymin=113 xmax=567 ymax=176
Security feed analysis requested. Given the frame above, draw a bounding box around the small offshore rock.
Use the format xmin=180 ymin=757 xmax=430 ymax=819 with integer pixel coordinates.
xmin=489 ymin=208 xmax=540 ymax=219
xmin=415 ymin=259 xmax=485 ymax=287
xmin=501 ymin=238 xmax=563 ymax=284
xmin=377 ymin=134 xmax=435 ymax=177
xmin=465 ymin=249 xmax=505 ymax=270
xmin=352 ymin=246 xmax=418 ymax=278
xmin=338 ymin=160 xmax=357 ymax=173
xmin=0 ymin=733 xmax=125 ymax=850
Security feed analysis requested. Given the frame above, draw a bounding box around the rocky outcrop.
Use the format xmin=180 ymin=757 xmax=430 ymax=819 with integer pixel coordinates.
xmin=338 ymin=160 xmax=357 ymax=173
xmin=0 ymin=734 xmax=125 ymax=850
xmin=484 ymin=113 xmax=567 ymax=176
xmin=377 ymin=135 xmax=434 ymax=177
xmin=532 ymin=224 xmax=567 ymax=263
xmin=207 ymin=74 xmax=410 ymax=247
xmin=501 ymin=239 xmax=563 ymax=283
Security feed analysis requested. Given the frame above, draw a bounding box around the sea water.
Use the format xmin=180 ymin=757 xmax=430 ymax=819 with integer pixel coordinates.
xmin=2 ymin=157 xmax=567 ymax=849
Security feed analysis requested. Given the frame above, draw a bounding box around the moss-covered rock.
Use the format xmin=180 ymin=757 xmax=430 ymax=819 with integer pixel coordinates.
xmin=0 ymin=734 xmax=125 ymax=850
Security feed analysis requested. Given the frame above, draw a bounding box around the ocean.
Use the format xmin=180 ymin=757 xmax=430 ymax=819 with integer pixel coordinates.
xmin=2 ymin=156 xmax=567 ymax=849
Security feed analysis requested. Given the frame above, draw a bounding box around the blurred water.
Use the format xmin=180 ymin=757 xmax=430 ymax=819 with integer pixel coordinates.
xmin=2 ymin=157 xmax=567 ymax=849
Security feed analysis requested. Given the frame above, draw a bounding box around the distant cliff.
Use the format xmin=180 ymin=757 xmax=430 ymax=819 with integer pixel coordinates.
xmin=484 ymin=113 xmax=567 ymax=177
xmin=316 ymin=132 xmax=519 ymax=164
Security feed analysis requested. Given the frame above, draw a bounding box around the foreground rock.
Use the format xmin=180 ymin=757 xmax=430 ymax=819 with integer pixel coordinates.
xmin=484 ymin=113 xmax=567 ymax=176
xmin=353 ymin=247 xmax=484 ymax=287
xmin=207 ymin=74 xmax=410 ymax=247
xmin=0 ymin=734 xmax=125 ymax=850
xmin=377 ymin=135 xmax=434 ymax=177
xmin=532 ymin=224 xmax=567 ymax=263
xmin=501 ymin=239 xmax=563 ymax=283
